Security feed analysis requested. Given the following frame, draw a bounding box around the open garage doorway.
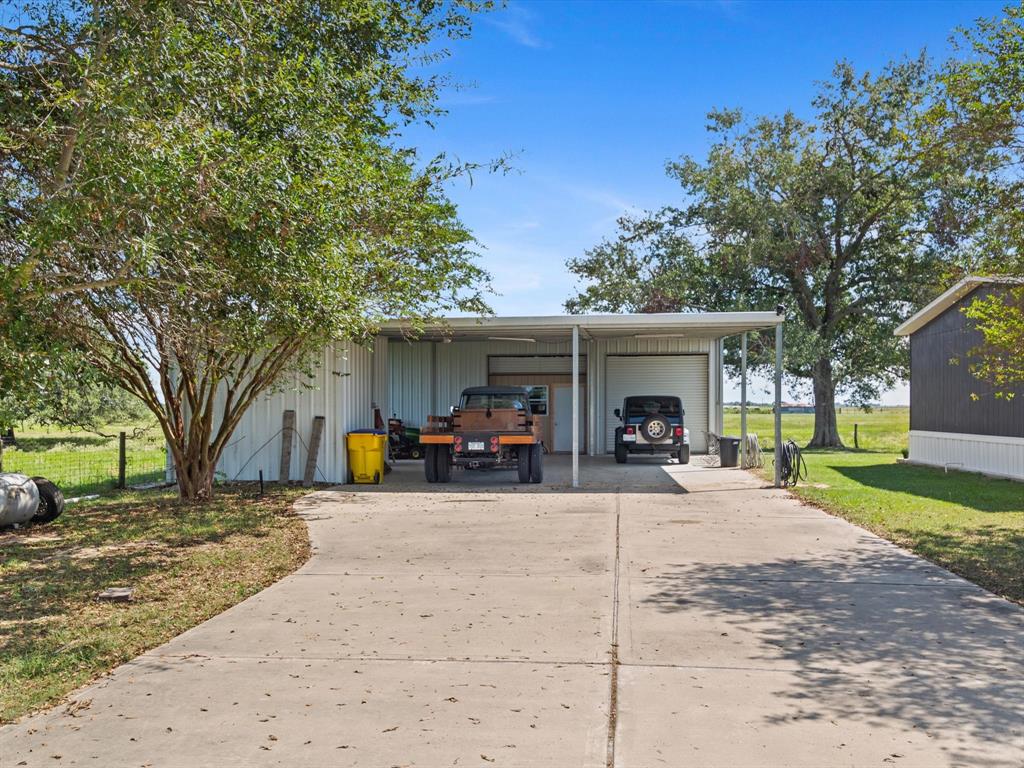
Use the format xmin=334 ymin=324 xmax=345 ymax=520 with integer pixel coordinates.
xmin=605 ymin=354 xmax=709 ymax=453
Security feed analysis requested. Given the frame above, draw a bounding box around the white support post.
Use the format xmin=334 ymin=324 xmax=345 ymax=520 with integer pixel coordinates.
xmin=740 ymin=332 xmax=748 ymax=468
xmin=572 ymin=324 xmax=580 ymax=488
xmin=774 ymin=322 xmax=784 ymax=488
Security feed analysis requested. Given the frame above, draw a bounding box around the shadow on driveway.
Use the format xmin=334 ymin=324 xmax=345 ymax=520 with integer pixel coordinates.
xmin=641 ymin=548 xmax=1024 ymax=764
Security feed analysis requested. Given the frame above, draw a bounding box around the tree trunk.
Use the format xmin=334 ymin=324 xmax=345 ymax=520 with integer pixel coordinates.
xmin=807 ymin=358 xmax=844 ymax=448
xmin=171 ymin=444 xmax=216 ymax=501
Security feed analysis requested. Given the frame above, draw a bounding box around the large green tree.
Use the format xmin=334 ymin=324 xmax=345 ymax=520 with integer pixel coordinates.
xmin=935 ymin=3 xmax=1024 ymax=397
xmin=567 ymin=60 xmax=956 ymax=447
xmin=1 ymin=1 xmax=492 ymax=499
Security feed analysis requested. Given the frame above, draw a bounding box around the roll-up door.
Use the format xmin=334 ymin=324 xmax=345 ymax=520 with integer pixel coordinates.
xmin=605 ymin=355 xmax=709 ymax=452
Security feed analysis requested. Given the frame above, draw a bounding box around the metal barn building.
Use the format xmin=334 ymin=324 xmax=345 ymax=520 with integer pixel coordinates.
xmin=896 ymin=276 xmax=1024 ymax=481
xmin=213 ymin=311 xmax=786 ymax=487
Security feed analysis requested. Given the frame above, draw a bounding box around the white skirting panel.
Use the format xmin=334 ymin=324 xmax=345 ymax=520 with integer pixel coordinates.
xmin=909 ymin=430 xmax=1024 ymax=481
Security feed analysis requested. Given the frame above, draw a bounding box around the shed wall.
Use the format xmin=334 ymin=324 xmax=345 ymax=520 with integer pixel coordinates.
xmin=909 ymin=285 xmax=1024 ymax=438
xmin=213 ymin=342 xmax=375 ymax=484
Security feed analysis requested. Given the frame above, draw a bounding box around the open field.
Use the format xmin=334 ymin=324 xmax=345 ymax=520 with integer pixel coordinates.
xmin=0 ymin=421 xmax=166 ymax=498
xmin=724 ymin=409 xmax=1023 ymax=604
xmin=724 ymin=406 xmax=909 ymax=453
xmin=0 ymin=485 xmax=311 ymax=722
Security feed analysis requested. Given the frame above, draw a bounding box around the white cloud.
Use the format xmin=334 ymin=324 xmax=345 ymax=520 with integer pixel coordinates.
xmin=488 ymin=3 xmax=547 ymax=49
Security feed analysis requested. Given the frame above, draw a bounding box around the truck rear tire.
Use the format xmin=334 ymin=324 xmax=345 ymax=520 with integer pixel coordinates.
xmin=424 ymin=446 xmax=437 ymax=483
xmin=529 ymin=443 xmax=543 ymax=483
xmin=517 ymin=445 xmax=531 ymax=483
xmin=614 ymin=443 xmax=628 ymax=464
xmin=436 ymin=445 xmax=452 ymax=483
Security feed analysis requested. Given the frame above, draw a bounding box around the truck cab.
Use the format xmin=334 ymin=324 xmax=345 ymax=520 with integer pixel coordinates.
xmin=420 ymin=386 xmax=544 ymax=483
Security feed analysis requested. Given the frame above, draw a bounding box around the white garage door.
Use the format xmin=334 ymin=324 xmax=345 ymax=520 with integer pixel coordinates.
xmin=605 ymin=355 xmax=709 ymax=453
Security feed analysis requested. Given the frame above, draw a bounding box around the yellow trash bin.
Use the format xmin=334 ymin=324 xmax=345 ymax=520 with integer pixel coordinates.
xmin=346 ymin=430 xmax=388 ymax=484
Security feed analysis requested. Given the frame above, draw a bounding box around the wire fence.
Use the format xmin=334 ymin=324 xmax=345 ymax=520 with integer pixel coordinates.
xmin=0 ymin=430 xmax=167 ymax=499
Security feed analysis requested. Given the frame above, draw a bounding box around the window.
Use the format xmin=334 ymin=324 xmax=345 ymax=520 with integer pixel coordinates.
xmin=526 ymin=385 xmax=549 ymax=415
xmin=461 ymin=393 xmax=529 ymax=410
xmin=625 ymin=396 xmax=681 ymax=418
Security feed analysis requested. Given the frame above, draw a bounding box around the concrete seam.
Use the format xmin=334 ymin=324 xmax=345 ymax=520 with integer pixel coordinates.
xmin=142 ymin=653 xmax=607 ymax=667
xmin=606 ymin=490 xmax=622 ymax=768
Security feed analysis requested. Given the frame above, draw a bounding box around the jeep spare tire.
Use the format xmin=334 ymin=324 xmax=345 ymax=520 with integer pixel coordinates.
xmin=640 ymin=415 xmax=669 ymax=442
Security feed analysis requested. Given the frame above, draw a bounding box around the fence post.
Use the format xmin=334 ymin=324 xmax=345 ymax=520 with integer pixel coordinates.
xmin=854 ymin=423 xmax=859 ymax=450
xmin=280 ymin=410 xmax=296 ymax=483
xmin=303 ymin=416 xmax=325 ymax=488
xmin=117 ymin=431 xmax=127 ymax=489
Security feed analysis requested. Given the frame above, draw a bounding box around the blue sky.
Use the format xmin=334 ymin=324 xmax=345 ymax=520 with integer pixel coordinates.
xmin=405 ymin=0 xmax=1007 ymax=404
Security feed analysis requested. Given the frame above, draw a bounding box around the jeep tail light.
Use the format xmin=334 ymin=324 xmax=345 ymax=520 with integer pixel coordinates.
xmin=674 ymin=426 xmax=683 ymax=437
xmin=625 ymin=426 xmax=635 ymax=435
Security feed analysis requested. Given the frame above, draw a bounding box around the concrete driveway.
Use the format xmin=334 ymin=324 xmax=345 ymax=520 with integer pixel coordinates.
xmin=3 ymin=457 xmax=1022 ymax=767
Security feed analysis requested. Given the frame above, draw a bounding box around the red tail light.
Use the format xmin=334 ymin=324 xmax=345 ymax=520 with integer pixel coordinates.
xmin=674 ymin=426 xmax=683 ymax=437
xmin=625 ymin=426 xmax=635 ymax=435
xmin=489 ymin=436 xmax=499 ymax=452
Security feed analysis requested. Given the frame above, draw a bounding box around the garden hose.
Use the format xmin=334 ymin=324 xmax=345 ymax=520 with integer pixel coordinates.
xmin=778 ymin=439 xmax=808 ymax=487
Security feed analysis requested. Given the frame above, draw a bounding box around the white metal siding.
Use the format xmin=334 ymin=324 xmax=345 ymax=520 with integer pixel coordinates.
xmin=909 ymin=430 xmax=1024 ymax=481
xmin=604 ymin=355 xmax=710 ymax=453
xmin=214 ymin=342 xmax=375 ymax=484
xmin=489 ymin=355 xmax=583 ymax=374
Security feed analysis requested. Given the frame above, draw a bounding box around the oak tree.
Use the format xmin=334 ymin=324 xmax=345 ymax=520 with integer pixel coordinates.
xmin=567 ymin=60 xmax=953 ymax=447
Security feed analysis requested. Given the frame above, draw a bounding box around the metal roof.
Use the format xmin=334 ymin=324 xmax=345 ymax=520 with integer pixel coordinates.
xmin=379 ymin=311 xmax=783 ymax=342
xmin=895 ymin=276 xmax=1023 ymax=337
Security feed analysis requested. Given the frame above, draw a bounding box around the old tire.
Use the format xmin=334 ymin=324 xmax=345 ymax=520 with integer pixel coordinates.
xmin=614 ymin=443 xmax=628 ymax=464
xmin=640 ymin=415 xmax=670 ymax=442
xmin=517 ymin=445 xmax=531 ymax=483
xmin=31 ymin=477 xmax=65 ymax=524
xmin=677 ymin=445 xmax=690 ymax=465
xmin=529 ymin=443 xmax=543 ymax=483
xmin=424 ymin=445 xmax=438 ymax=483
xmin=436 ymin=445 xmax=452 ymax=483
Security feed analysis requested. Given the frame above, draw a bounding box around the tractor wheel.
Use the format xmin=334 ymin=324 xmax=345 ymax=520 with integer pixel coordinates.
xmin=529 ymin=443 xmax=543 ymax=483
xmin=31 ymin=477 xmax=65 ymax=524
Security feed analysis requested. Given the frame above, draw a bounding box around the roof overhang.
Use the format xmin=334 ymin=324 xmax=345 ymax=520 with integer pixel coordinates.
xmin=379 ymin=311 xmax=783 ymax=343
xmin=895 ymin=276 xmax=1023 ymax=337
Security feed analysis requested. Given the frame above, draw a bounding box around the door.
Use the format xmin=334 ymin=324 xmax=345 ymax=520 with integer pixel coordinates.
xmin=605 ymin=355 xmax=709 ymax=452
xmin=553 ymin=385 xmax=586 ymax=453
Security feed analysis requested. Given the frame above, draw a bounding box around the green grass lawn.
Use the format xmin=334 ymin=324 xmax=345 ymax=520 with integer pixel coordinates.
xmin=0 ymin=484 xmax=311 ymax=722
xmin=1 ymin=421 xmax=167 ymax=497
xmin=724 ymin=409 xmax=1023 ymax=604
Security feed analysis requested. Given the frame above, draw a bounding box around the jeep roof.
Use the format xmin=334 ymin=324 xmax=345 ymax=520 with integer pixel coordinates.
xmin=622 ymin=395 xmax=683 ymax=419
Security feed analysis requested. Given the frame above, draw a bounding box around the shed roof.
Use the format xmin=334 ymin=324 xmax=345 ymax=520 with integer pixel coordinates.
xmin=380 ymin=311 xmax=783 ymax=342
xmin=895 ymin=276 xmax=1023 ymax=337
